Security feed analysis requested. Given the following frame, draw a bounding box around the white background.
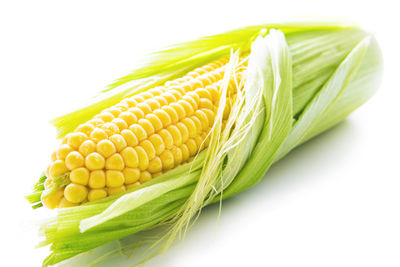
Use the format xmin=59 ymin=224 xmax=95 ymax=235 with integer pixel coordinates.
xmin=1 ymin=0 xmax=399 ymax=266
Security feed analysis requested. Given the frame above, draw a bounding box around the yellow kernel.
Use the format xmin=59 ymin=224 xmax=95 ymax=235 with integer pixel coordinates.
xmin=136 ymin=102 xmax=152 ymax=114
xmin=153 ymin=172 xmax=163 ymax=178
xmin=194 ymin=110 xmax=209 ymax=130
xmin=153 ymin=109 xmax=172 ymax=127
xmin=118 ymin=111 xmax=137 ymax=125
xmin=145 ymin=114 xmax=163 ymax=132
xmin=108 ymin=185 xmax=126 ymax=196
xmin=203 ymin=65 xmax=215 ymax=71
xmin=116 ymin=102 xmax=129 ymax=111
xmin=64 ymin=183 xmax=88 ymax=203
xmin=126 ymin=181 xmax=141 ymax=190
xmin=202 ymin=73 xmax=215 ymax=84
xmin=166 ymin=125 xmax=182 ymax=146
xmin=180 ymin=82 xmax=192 ymax=92
xmin=180 ymin=144 xmax=190 ymax=161
xmin=205 ymin=85 xmax=220 ymax=102
xmin=182 ymin=118 xmax=198 ymax=138
xmin=123 ymin=168 xmax=140 ymax=184
xmin=182 ymin=95 xmax=198 ymax=110
xmin=176 ymin=122 xmax=189 ymax=143
xmin=145 ymin=99 xmax=161 ymax=111
xmin=202 ymin=132 xmax=211 ymax=147
xmin=65 ymin=151 xmax=85 ymax=170
xmin=56 ymin=144 xmax=73 ymax=160
xmin=138 ymin=118 xmax=155 ymax=135
xmin=161 ymin=92 xmax=176 ymax=104
xmin=186 ymin=91 xmax=200 ymax=104
xmin=105 ymin=153 xmax=125 ymax=170
xmin=171 ymin=146 xmax=183 ymax=165
xmin=70 ymin=167 xmax=89 ymax=185
xmin=202 ymin=109 xmax=215 ymax=126
xmin=58 ymin=197 xmax=78 ymax=208
xmin=178 ymin=100 xmax=194 ymax=116
xmin=129 ymin=124 xmax=147 ymax=141
xmin=106 ymin=107 xmax=122 ymax=117
xmin=88 ymin=189 xmax=108 ymax=202
xmin=106 ymin=170 xmax=125 ymax=187
xmin=89 ymin=170 xmax=106 ymax=189
xmin=79 ymin=140 xmax=96 ymax=156
xmin=158 ymin=129 xmax=174 ymax=149
xmin=75 ymin=123 xmax=95 ymax=136
xmin=121 ymin=147 xmax=139 ymax=168
xmin=188 ymin=79 xmax=203 ymax=90
xmin=148 ymin=157 xmax=162 ymax=173
xmin=175 ymin=77 xmax=187 ymax=84
xmin=186 ymin=139 xmax=198 ymax=156
xmin=88 ymin=118 xmax=105 ymax=127
xmin=95 ymin=112 xmax=114 ymax=122
xmin=194 ymin=67 xmax=207 ymax=75
xmin=44 ymin=177 xmax=53 ymax=189
xmin=45 ymin=165 xmax=51 ymax=179
xmin=160 ymin=150 xmax=174 ymax=170
xmin=135 ymin=146 xmax=149 ymax=171
xmin=41 ymin=188 xmax=63 ymax=209
xmin=154 ymin=95 xmax=169 ymax=107
xmin=109 ymin=134 xmax=127 ymax=152
xmin=165 ymin=80 xmax=179 ymax=87
xmin=161 ymin=105 xmax=179 ymax=123
xmin=223 ymin=103 xmax=231 ymax=119
xmin=67 ymin=132 xmax=87 ymax=149
xmin=140 ymin=140 xmax=156 ymax=160
xmin=121 ymin=98 xmax=137 ymax=108
xmin=49 ymin=160 xmax=68 ymax=178
xmin=198 ymin=75 xmax=213 ymax=87
xmin=191 ymin=116 xmax=202 ymax=134
xmin=169 ymin=85 xmax=185 ymax=95
xmin=128 ymin=107 xmax=145 ymax=119
xmin=112 ymin=118 xmax=128 ymax=131
xmin=187 ymin=71 xmax=200 ymax=79
xmin=194 ymin=135 xmax=205 ymax=149
xmin=101 ymin=122 xmax=120 ymax=136
xmin=121 ymin=129 xmax=138 ymax=147
xmin=169 ymin=89 xmax=183 ymax=100
xmin=141 ymin=92 xmax=153 ymax=100
xmin=148 ymin=134 xmax=165 ymax=155
xmin=199 ymin=98 xmax=214 ymax=110
xmin=139 ymin=171 xmax=152 ymax=183
xmin=90 ymin=128 xmax=108 ymax=143
xmin=195 ymin=88 xmax=212 ymax=100
xmin=170 ymin=102 xmax=186 ymax=120
xmin=96 ymin=139 xmax=116 ymax=158
xmin=51 ymin=151 xmax=57 ymax=161
xmin=148 ymin=87 xmax=164 ymax=96
xmin=132 ymin=95 xmax=145 ymax=103
xmin=85 ymin=152 xmax=105 ymax=170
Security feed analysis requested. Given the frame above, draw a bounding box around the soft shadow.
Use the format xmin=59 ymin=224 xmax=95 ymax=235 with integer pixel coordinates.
xmin=145 ymin=119 xmax=360 ymax=266
xmin=221 ymin=119 xmax=358 ymax=211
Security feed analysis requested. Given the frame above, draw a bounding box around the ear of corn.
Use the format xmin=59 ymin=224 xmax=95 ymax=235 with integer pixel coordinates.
xmin=40 ymin=58 xmax=236 ymax=209
xmin=26 ymin=21 xmax=382 ymax=266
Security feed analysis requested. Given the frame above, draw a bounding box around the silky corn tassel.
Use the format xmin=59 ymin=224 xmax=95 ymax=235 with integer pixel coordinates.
xmin=42 ymin=58 xmax=246 ymax=209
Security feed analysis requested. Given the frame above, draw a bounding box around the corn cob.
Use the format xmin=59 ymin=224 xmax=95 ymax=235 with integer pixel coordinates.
xmin=42 ymin=58 xmax=245 ymax=209
xmin=26 ymin=22 xmax=383 ymax=267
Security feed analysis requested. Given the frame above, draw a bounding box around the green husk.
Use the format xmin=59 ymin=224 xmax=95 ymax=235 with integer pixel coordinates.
xmin=32 ymin=21 xmax=382 ymax=266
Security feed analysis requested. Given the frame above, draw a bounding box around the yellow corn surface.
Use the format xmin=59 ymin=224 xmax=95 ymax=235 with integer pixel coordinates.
xmin=42 ymin=58 xmax=245 ymax=209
